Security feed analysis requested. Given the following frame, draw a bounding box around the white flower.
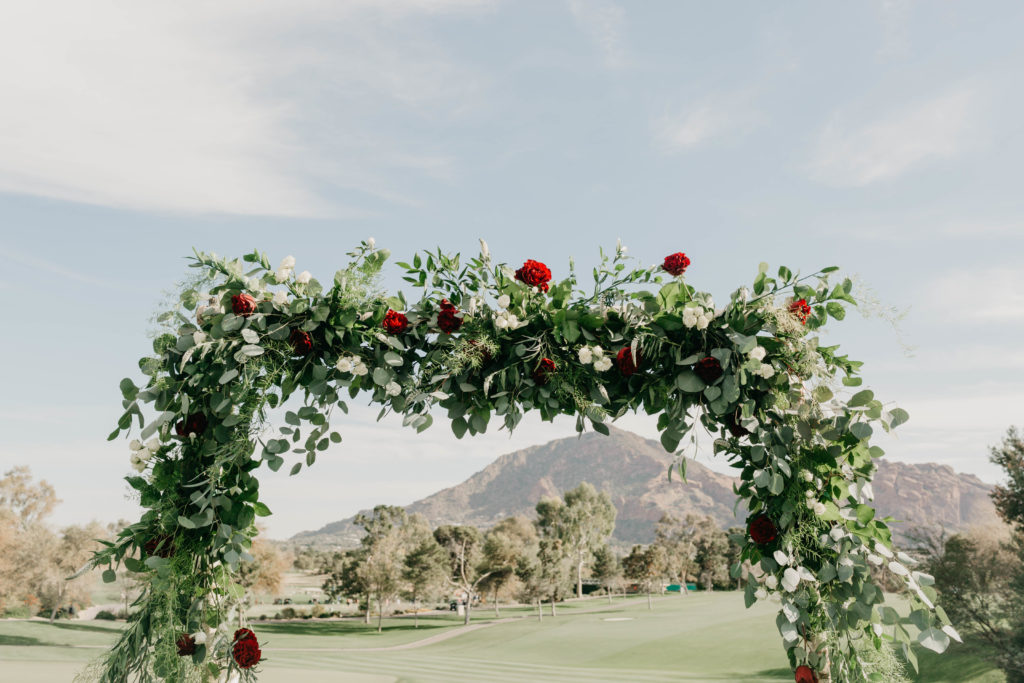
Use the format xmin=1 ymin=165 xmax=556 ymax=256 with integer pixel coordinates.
xmin=695 ymin=314 xmax=710 ymax=330
xmin=811 ymin=501 xmax=827 ymax=515
xmin=765 ymin=575 xmax=778 ymax=590
xmin=497 ymin=294 xmax=510 ymax=309
xmin=272 ymin=290 xmax=289 ymax=307
xmin=781 ymin=567 xmax=801 ymax=592
xmin=385 ymin=381 xmax=401 ymax=397
xmin=367 ymin=237 xmax=375 ymax=249
xmin=129 ymin=439 xmax=143 ymax=452
xmin=335 ymin=357 xmax=353 ymax=373
xmin=279 ymin=255 xmax=296 ymax=270
xmin=352 ymin=361 xmax=368 ymax=376
xmin=758 ymin=364 xmax=776 ymax=379
xmin=296 ymin=270 xmax=311 ymax=284
xmin=129 ymin=452 xmax=147 ymax=473
xmin=495 ymin=315 xmax=509 ymax=330
xmin=192 ymin=631 xmax=207 ymax=645
xmin=193 ymin=331 xmax=207 ymax=345
xmin=591 ymin=346 xmax=605 ymax=359
xmin=749 ymin=346 xmax=766 ymax=361
xmin=754 ymin=587 xmax=767 ymax=600
xmin=479 ymin=238 xmax=489 ymax=259
xmin=275 ymin=267 xmax=291 ymax=283
xmin=800 ymin=470 xmax=813 ymax=482
xmin=594 ymin=357 xmax=613 ymax=372
xmin=145 ymin=438 xmax=160 ymax=452
xmin=578 ymin=347 xmax=594 ymax=364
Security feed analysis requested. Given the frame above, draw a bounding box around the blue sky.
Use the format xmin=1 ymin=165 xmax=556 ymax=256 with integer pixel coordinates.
xmin=1 ymin=1 xmax=1022 ymax=537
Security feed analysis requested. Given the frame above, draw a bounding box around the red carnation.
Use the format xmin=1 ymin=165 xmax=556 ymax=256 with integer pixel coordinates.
xmin=289 ymin=329 xmax=313 ymax=355
xmin=794 ymin=665 xmax=818 ymax=683
xmin=382 ymin=309 xmax=409 ymax=335
xmin=694 ymin=356 xmax=723 ymax=384
xmin=616 ymin=346 xmax=640 ymax=376
xmin=515 ymin=259 xmax=552 ymax=293
xmin=532 ymin=358 xmax=556 ymax=385
xmin=789 ymin=299 xmax=812 ymax=325
xmin=175 ymin=412 xmax=208 ymax=437
xmin=144 ymin=535 xmax=175 ymax=559
xmin=231 ymin=293 xmax=257 ymax=318
xmin=176 ymin=633 xmax=196 ymax=657
xmin=662 ymin=252 xmax=691 ymax=277
xmin=232 ymin=634 xmax=261 ymax=670
xmin=748 ymin=514 xmax=778 ymax=545
xmin=437 ymin=299 xmax=463 ymax=334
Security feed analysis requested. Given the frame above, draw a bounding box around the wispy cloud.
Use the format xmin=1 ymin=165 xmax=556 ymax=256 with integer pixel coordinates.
xmin=566 ymin=0 xmax=627 ymax=69
xmin=921 ymin=266 xmax=1024 ymax=321
xmin=652 ymin=91 xmax=761 ymax=152
xmin=807 ymin=85 xmax=983 ymax=186
xmin=0 ymin=245 xmax=113 ymax=287
xmin=0 ymin=1 xmax=488 ymax=217
xmin=876 ymin=0 xmax=914 ymax=59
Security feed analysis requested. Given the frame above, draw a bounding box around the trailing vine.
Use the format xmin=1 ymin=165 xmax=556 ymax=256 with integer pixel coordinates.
xmin=84 ymin=240 xmax=955 ymax=682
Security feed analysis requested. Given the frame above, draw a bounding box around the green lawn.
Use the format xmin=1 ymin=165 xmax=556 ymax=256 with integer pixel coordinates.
xmin=0 ymin=593 xmax=1005 ymax=682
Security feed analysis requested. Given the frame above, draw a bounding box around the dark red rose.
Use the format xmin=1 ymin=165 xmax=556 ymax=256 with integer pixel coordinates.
xmin=532 ymin=357 xmax=556 ymax=385
xmin=694 ymin=356 xmax=723 ymax=384
xmin=231 ymin=293 xmax=257 ymax=318
xmin=616 ymin=346 xmax=640 ymax=376
xmin=175 ymin=412 xmax=208 ymax=437
xmin=468 ymin=339 xmax=493 ymax=364
xmin=515 ymin=259 xmax=552 ymax=293
xmin=289 ymin=329 xmax=313 ymax=355
xmin=794 ymin=665 xmax=818 ymax=683
xmin=437 ymin=299 xmax=463 ymax=334
xmin=789 ymin=299 xmax=811 ymax=325
xmin=232 ymin=635 xmax=261 ymax=669
xmin=382 ymin=309 xmax=409 ymax=335
xmin=748 ymin=515 xmax=778 ymax=545
xmin=176 ymin=633 xmax=196 ymax=657
xmin=662 ymin=252 xmax=691 ymax=277
xmin=234 ymin=628 xmax=255 ymax=642
xmin=726 ymin=411 xmax=749 ymax=438
xmin=143 ymin=535 xmax=175 ymax=558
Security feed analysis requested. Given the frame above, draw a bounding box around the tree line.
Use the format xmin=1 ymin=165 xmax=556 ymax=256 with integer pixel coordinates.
xmin=300 ymin=481 xmax=747 ymax=631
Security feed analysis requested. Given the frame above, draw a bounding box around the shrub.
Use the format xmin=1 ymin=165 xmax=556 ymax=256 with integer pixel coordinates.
xmin=95 ymin=610 xmax=118 ymax=621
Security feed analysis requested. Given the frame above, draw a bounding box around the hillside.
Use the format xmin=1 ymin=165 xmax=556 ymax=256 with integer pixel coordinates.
xmin=291 ymin=427 xmax=999 ymax=547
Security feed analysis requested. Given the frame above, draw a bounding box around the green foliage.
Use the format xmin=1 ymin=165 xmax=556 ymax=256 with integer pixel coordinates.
xmin=90 ymin=241 xmax=949 ymax=682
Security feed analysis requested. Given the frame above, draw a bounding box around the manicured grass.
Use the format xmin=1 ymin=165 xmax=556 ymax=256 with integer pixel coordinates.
xmin=0 ymin=593 xmax=1006 ymax=682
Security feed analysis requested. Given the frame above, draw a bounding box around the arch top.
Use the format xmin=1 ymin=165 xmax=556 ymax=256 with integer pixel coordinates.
xmin=92 ymin=241 xmax=950 ymax=682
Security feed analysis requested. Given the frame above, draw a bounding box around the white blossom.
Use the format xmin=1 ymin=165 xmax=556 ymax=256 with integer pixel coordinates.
xmin=682 ymin=310 xmax=698 ymax=328
xmin=754 ymin=587 xmax=767 ymax=600
xmin=578 ymin=347 xmax=594 ymax=364
xmin=495 ymin=316 xmax=509 ymax=330
xmin=272 ymin=290 xmax=289 ymax=307
xmin=695 ymin=314 xmax=710 ymax=330
xmin=192 ymin=631 xmax=207 ymax=645
xmin=146 ymin=438 xmax=160 ymax=452
xmin=497 ymin=294 xmax=510 ymax=309
xmin=800 ymin=470 xmax=813 ymax=482
xmin=804 ymin=490 xmax=815 ymax=499
xmin=129 ymin=452 xmax=147 ymax=473
xmin=352 ymin=361 xmax=369 ymax=376
xmin=591 ymin=346 xmax=605 ymax=360
xmin=758 ymin=364 xmax=776 ymax=379
xmin=594 ymin=357 xmax=613 ymax=372
xmin=749 ymin=346 xmax=766 ymax=361
xmin=335 ymin=357 xmax=353 ymax=373
xmin=765 ymin=575 xmax=778 ymax=590
xmin=385 ymin=381 xmax=402 ymax=397
xmin=279 ymin=255 xmax=295 ymax=270
xmin=811 ymin=501 xmax=827 ymax=515
xmin=296 ymin=270 xmax=312 ymax=284
xmin=479 ymin=238 xmax=489 ymax=260
xmin=275 ymin=267 xmax=291 ymax=283
xmin=129 ymin=439 xmax=143 ymax=452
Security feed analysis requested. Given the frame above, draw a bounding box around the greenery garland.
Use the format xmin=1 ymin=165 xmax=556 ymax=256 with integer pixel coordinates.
xmin=86 ymin=240 xmax=957 ymax=682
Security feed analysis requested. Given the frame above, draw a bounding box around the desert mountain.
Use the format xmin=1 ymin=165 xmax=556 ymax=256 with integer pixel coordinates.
xmin=291 ymin=427 xmax=999 ymax=547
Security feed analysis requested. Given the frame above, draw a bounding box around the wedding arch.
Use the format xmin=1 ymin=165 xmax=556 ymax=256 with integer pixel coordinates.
xmin=88 ymin=240 xmax=955 ymax=682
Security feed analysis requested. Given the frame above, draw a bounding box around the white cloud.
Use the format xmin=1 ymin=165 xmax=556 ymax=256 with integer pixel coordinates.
xmin=653 ymin=91 xmax=761 ymax=153
xmin=0 ymin=1 xmax=488 ymax=216
xmin=567 ymin=0 xmax=627 ymax=69
xmin=807 ymin=85 xmax=983 ymax=186
xmin=922 ymin=267 xmax=1024 ymax=321
xmin=876 ymin=0 xmax=913 ymax=59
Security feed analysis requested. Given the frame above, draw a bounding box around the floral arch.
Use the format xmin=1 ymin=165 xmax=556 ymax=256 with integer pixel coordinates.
xmin=89 ymin=240 xmax=955 ymax=682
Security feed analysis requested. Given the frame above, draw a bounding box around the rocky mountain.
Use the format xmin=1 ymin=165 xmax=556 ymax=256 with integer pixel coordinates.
xmin=291 ymin=427 xmax=999 ymax=548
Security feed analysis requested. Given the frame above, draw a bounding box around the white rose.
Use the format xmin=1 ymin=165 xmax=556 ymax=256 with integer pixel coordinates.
xmin=146 ymin=438 xmax=160 ymax=452
xmin=129 ymin=453 xmax=147 ymax=473
xmin=272 ymin=291 xmax=289 ymax=307
xmin=811 ymin=501 xmax=827 ymax=515
xmin=765 ymin=575 xmax=778 ymax=590
xmin=129 ymin=439 xmax=143 ymax=452
xmin=192 ymin=631 xmax=207 ymax=645
xmin=804 ymin=490 xmax=815 ymax=499
xmin=497 ymin=294 xmax=510 ymax=309
xmin=749 ymin=346 xmax=766 ymax=361
xmin=385 ymin=381 xmax=401 ymax=397
xmin=275 ymin=267 xmax=291 ymax=283
xmin=800 ymin=470 xmax=813 ymax=482
xmin=695 ymin=315 xmax=710 ymax=330
xmin=591 ymin=346 xmax=605 ymax=359
xmin=578 ymin=347 xmax=593 ymax=364
xmin=335 ymin=358 xmax=353 ymax=373
xmin=352 ymin=362 xmax=368 ymax=376
xmin=594 ymin=357 xmax=613 ymax=372
xmin=759 ymin=364 xmax=776 ymax=379
xmin=279 ymin=255 xmax=296 ymax=270
xmin=682 ymin=310 xmax=697 ymax=328
xmin=494 ymin=316 xmax=509 ymax=330
xmin=506 ymin=314 xmax=519 ymax=328
xmin=367 ymin=238 xmax=375 ymax=249
xmin=296 ymin=270 xmax=311 ymax=284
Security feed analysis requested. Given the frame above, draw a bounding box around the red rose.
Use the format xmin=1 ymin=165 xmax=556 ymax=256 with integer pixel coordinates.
xmin=794 ymin=665 xmax=818 ymax=683
xmin=234 ymin=628 xmax=255 ymax=642
xmin=515 ymin=259 xmax=552 ymax=293
xmin=176 ymin=633 xmax=196 ymax=657
xmin=231 ymin=293 xmax=257 ymax=318
xmin=175 ymin=412 xmax=208 ymax=437
xmin=437 ymin=299 xmax=463 ymax=334
xmin=382 ymin=309 xmax=409 ymax=335
xmin=694 ymin=356 xmax=723 ymax=384
xmin=289 ymin=329 xmax=313 ymax=355
xmin=748 ymin=514 xmax=778 ymax=545
xmin=726 ymin=411 xmax=749 ymax=438
xmin=144 ymin=535 xmax=175 ymax=558
xmin=532 ymin=358 xmax=556 ymax=385
xmin=789 ymin=299 xmax=811 ymax=325
xmin=662 ymin=252 xmax=691 ymax=277
xmin=616 ymin=346 xmax=640 ymax=376
xmin=232 ymin=635 xmax=261 ymax=669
